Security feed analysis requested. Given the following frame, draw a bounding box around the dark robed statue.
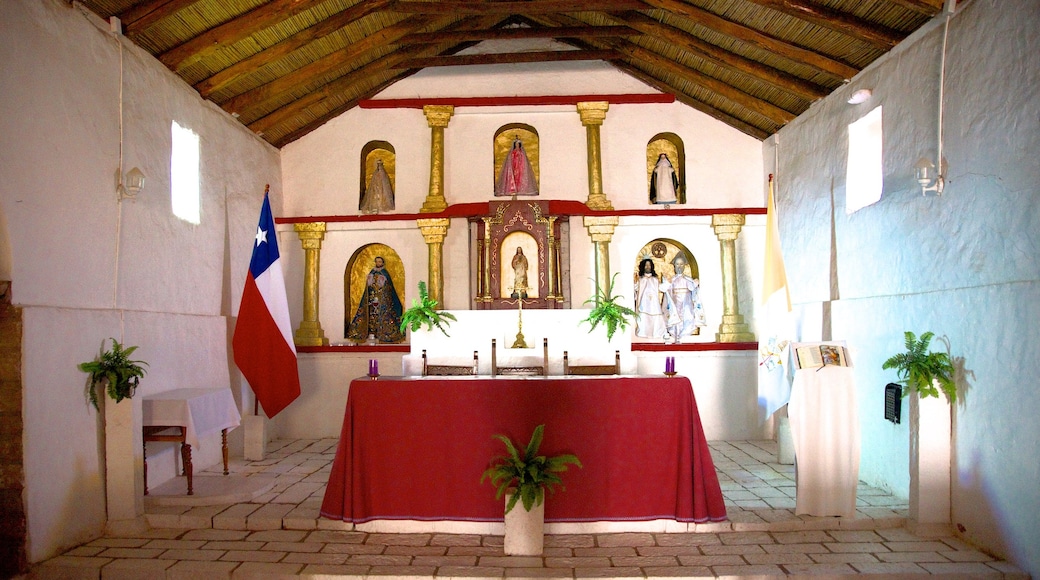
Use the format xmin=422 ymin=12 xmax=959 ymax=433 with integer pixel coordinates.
xmin=347 ymin=256 xmax=405 ymax=343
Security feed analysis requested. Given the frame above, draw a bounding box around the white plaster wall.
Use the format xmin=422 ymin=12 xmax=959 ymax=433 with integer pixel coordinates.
xmin=769 ymin=0 xmax=1040 ymax=573
xmin=0 ymin=0 xmax=281 ymax=562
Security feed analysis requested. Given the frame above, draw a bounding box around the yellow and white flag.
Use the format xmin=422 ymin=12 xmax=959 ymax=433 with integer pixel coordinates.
xmin=757 ymin=174 xmax=794 ymax=423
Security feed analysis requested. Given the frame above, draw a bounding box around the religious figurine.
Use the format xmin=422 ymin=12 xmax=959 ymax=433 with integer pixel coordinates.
xmin=494 ymin=137 xmax=538 ymax=196
xmin=649 ymin=153 xmax=679 ymax=204
xmin=360 ymin=159 xmax=394 ymax=214
xmin=634 ymin=258 xmax=668 ymax=338
xmin=346 ymin=256 xmax=405 ymax=343
xmin=664 ymin=252 xmax=705 ymax=340
xmin=510 ymin=246 xmax=529 ymax=299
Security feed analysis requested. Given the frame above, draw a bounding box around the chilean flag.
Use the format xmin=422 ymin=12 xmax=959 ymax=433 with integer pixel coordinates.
xmin=233 ymin=190 xmax=300 ymax=418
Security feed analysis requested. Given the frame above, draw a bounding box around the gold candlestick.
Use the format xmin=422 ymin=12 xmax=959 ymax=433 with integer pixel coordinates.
xmin=510 ymin=298 xmax=529 ymax=349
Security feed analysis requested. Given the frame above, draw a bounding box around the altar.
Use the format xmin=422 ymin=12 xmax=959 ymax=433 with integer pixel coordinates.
xmin=320 ymin=374 xmax=726 ymax=529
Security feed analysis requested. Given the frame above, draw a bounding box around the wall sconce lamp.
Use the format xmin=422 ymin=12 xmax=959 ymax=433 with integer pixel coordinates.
xmin=847 ymin=89 xmax=872 ymax=104
xmin=117 ymin=167 xmax=146 ymax=200
xmin=914 ymin=157 xmax=945 ymax=196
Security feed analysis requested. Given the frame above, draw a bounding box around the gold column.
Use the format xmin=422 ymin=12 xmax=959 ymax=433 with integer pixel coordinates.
xmin=420 ymin=105 xmax=454 ymax=214
xmin=711 ymin=214 xmax=756 ymax=343
xmin=576 ymin=102 xmax=613 ymax=211
xmin=417 ymin=218 xmax=450 ymax=305
xmin=583 ymin=216 xmax=619 ymax=299
xmin=293 ymin=222 xmax=329 ymax=347
xmin=537 ymin=215 xmax=560 ymax=300
xmin=478 ymin=217 xmax=494 ymax=303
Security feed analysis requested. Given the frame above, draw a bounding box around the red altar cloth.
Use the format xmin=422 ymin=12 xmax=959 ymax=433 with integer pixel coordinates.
xmin=320 ymin=375 xmax=726 ymax=524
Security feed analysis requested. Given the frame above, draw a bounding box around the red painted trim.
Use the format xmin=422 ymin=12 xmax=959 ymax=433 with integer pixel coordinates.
xmin=298 ymin=344 xmax=411 ymax=354
xmin=632 ymin=342 xmax=759 ymax=352
xmin=359 ymin=94 xmax=675 ymax=109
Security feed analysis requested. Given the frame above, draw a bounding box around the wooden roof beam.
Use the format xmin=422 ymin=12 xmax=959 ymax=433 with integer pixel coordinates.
xmin=194 ymin=0 xmax=392 ymax=97
xmin=640 ymin=0 xmax=859 ymax=80
xmin=885 ymin=0 xmax=944 ymax=16
xmin=389 ymin=1 xmax=648 ymax=14
xmin=118 ymin=0 xmax=198 ymax=36
xmin=740 ymin=0 xmax=904 ymax=49
xmin=394 ymin=49 xmax=620 ymax=69
xmin=605 ymin=11 xmax=828 ymax=101
xmin=401 ymin=25 xmax=639 ymax=44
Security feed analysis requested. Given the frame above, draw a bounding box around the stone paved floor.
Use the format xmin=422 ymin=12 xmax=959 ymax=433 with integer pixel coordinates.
xmin=27 ymin=439 xmax=1028 ymax=579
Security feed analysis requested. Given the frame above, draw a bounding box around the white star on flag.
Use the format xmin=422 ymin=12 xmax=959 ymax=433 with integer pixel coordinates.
xmin=255 ymin=226 xmax=267 ymax=247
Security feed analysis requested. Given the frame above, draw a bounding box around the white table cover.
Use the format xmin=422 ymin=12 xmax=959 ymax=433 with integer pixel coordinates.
xmin=788 ymin=365 xmax=860 ymax=517
xmin=143 ymin=388 xmax=241 ymax=449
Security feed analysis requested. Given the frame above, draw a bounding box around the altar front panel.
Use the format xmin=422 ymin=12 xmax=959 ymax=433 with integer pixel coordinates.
xmin=320 ymin=375 xmax=726 ymax=524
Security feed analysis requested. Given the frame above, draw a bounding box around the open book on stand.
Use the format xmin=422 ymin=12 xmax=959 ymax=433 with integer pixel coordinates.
xmin=794 ymin=342 xmax=851 ymax=371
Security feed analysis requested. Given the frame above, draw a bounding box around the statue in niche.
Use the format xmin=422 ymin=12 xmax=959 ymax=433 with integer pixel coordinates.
xmin=360 ymin=159 xmax=395 ymax=214
xmin=664 ymin=252 xmax=705 ymax=340
xmin=494 ymin=137 xmax=538 ymax=196
xmin=510 ymin=247 xmax=529 ymax=299
xmin=649 ymin=153 xmax=679 ymax=204
xmin=346 ymin=256 xmax=405 ymax=343
xmin=634 ymin=258 xmax=668 ymax=339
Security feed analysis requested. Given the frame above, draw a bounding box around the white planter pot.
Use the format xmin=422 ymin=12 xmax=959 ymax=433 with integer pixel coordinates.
xmin=104 ymin=394 xmax=144 ymax=524
xmin=503 ymin=494 xmax=544 ymax=556
xmin=909 ymin=388 xmax=951 ymax=531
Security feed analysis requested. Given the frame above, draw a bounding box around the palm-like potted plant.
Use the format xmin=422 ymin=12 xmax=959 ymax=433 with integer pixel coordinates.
xmin=882 ymin=331 xmax=956 ymax=403
xmin=79 ymin=338 xmax=148 ymax=410
xmin=579 ymin=273 xmax=636 ymax=340
xmin=400 ymin=281 xmax=456 ymax=337
xmin=480 ymin=424 xmax=581 ymax=555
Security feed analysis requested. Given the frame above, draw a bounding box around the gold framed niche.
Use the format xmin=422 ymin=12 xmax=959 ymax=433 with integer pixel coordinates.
xmin=493 ymin=124 xmax=539 ymax=196
xmin=500 ymin=231 xmax=539 ymax=299
xmin=359 ymin=141 xmax=396 ymax=213
xmin=647 ymin=133 xmax=686 ymax=205
xmin=343 ymin=244 xmax=406 ymax=342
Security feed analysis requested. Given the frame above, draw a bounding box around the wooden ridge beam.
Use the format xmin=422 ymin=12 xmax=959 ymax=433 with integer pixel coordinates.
xmin=401 ymin=25 xmax=638 ymax=44
xmin=194 ymin=0 xmax=391 ymax=98
xmin=118 ymin=0 xmax=197 ymax=36
xmin=393 ymin=49 xmax=619 ymax=69
xmin=741 ymin=0 xmax=904 ymax=49
xmin=389 ymin=1 xmax=647 ymax=14
xmin=220 ymin=13 xmax=450 ymax=118
xmin=640 ymin=0 xmax=859 ymax=80
xmin=606 ymin=11 xmax=828 ymax=101
xmin=159 ymin=0 xmax=343 ymax=72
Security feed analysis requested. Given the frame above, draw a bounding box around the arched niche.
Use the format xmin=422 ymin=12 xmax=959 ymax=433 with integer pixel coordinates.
xmin=633 ymin=239 xmax=700 ymax=282
xmin=359 ymin=141 xmax=396 ymax=212
xmin=493 ymin=124 xmax=540 ymax=194
xmin=500 ymin=231 xmax=539 ymax=299
xmin=646 ymin=133 xmax=686 ymax=204
xmin=343 ymin=243 xmax=405 ymax=343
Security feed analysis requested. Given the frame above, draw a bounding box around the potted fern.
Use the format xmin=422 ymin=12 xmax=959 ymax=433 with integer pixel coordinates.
xmin=579 ymin=273 xmax=635 ymax=340
xmin=400 ymin=281 xmax=456 ymax=337
xmin=79 ymin=338 xmax=148 ymax=410
xmin=480 ymin=424 xmax=581 ymax=555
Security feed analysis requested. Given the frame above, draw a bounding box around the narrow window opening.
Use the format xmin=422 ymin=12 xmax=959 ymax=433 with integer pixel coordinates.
xmin=171 ymin=121 xmax=200 ymax=224
xmin=846 ymin=106 xmax=883 ymax=214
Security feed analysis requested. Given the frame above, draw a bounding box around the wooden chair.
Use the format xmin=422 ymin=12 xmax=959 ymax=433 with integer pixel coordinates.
xmin=491 ymin=338 xmax=548 ymax=377
xmin=563 ymin=350 xmax=621 ymax=375
xmin=422 ymin=349 xmax=478 ymax=376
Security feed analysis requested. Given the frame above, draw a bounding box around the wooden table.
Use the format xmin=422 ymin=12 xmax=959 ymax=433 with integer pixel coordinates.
xmin=320 ymin=375 xmax=726 ymax=524
xmin=142 ymin=388 xmax=241 ymax=495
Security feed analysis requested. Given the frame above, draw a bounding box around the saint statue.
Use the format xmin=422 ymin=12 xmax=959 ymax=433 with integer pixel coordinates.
xmin=649 ymin=153 xmax=679 ymax=204
xmin=510 ymin=247 xmax=529 ymax=299
xmin=346 ymin=256 xmax=405 ymax=343
xmin=634 ymin=258 xmax=668 ymax=338
xmin=664 ymin=252 xmax=705 ymax=340
xmin=494 ymin=137 xmax=538 ymax=196
xmin=360 ymin=159 xmax=394 ymax=214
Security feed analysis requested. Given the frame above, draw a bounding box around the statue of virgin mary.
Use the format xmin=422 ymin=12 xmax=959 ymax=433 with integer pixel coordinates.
xmin=494 ymin=137 xmax=538 ymax=196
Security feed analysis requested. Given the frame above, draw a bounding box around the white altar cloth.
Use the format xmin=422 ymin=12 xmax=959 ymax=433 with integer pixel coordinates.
xmin=143 ymin=388 xmax=241 ymax=449
xmin=788 ymin=365 xmax=860 ymax=517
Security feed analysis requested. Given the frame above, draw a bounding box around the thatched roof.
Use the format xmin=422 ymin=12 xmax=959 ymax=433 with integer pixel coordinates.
xmin=77 ymin=0 xmax=944 ymax=147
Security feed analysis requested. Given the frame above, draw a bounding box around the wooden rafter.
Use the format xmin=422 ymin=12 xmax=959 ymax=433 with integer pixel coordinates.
xmin=118 ymin=0 xmax=198 ymax=36
xmin=884 ymin=0 xmax=945 ymax=15
xmin=194 ymin=0 xmax=391 ymax=97
xmin=740 ymin=0 xmax=904 ymax=49
xmin=640 ymin=0 xmax=859 ymax=80
xmin=394 ymin=49 xmax=620 ymax=69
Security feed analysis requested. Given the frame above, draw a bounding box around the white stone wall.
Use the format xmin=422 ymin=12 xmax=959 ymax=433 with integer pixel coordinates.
xmin=769 ymin=0 xmax=1040 ymax=573
xmin=0 ymin=0 xmax=280 ymax=562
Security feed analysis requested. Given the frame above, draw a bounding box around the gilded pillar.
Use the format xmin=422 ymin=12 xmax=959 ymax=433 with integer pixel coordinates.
xmin=583 ymin=216 xmax=619 ymax=299
xmin=417 ymin=218 xmax=450 ymax=305
xmin=576 ymin=102 xmax=613 ymax=211
xmin=420 ymin=105 xmax=454 ymax=214
xmin=293 ymin=222 xmax=329 ymax=347
xmin=711 ymin=214 xmax=756 ymax=342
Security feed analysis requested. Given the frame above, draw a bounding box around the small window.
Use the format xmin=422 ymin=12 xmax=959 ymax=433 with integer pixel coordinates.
xmin=171 ymin=121 xmax=200 ymax=224
xmin=846 ymin=106 xmax=883 ymax=214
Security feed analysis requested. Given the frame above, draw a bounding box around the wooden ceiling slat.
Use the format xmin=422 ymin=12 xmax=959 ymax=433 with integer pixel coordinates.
xmin=159 ymin=0 xmax=330 ymax=72
xmin=606 ymin=11 xmax=828 ymax=101
xmin=389 ymin=1 xmax=648 ymax=14
xmin=401 ymin=25 xmax=639 ymax=44
xmin=741 ymin=0 xmax=904 ymax=49
xmin=641 ymin=0 xmax=859 ymax=80
xmin=394 ymin=49 xmax=620 ymax=69
xmin=119 ymin=0 xmax=199 ymax=36
xmin=194 ymin=0 xmax=392 ymax=97
xmin=221 ymin=13 xmax=449 ymax=118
